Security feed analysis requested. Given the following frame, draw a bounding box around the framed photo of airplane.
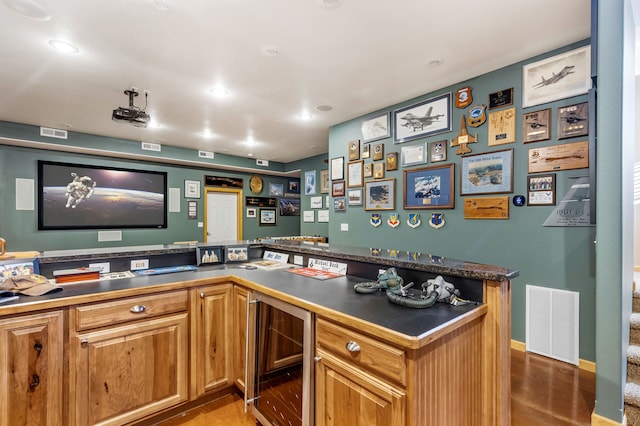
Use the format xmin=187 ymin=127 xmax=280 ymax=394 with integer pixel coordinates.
xmin=361 ymin=112 xmax=391 ymax=143
xmin=522 ymin=45 xmax=591 ymax=108
xmin=393 ymin=92 xmax=452 ymax=144
xmin=557 ymin=102 xmax=589 ymax=139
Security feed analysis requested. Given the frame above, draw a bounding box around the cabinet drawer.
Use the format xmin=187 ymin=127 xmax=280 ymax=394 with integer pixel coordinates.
xmin=73 ymin=290 xmax=188 ymax=331
xmin=316 ymin=317 xmax=406 ymax=386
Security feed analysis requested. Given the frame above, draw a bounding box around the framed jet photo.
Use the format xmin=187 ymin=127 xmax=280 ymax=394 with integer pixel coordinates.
xmin=557 ymin=102 xmax=589 ymax=139
xmin=523 ymin=108 xmax=551 ymax=143
xmin=393 ymin=92 xmax=452 ymax=144
xmin=522 ymin=45 xmax=591 ymax=108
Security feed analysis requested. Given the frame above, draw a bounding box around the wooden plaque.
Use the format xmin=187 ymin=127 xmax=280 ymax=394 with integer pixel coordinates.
xmin=528 ymin=141 xmax=589 ymax=173
xmin=488 ymin=107 xmax=516 ymax=146
xmin=463 ymin=196 xmax=509 ymax=219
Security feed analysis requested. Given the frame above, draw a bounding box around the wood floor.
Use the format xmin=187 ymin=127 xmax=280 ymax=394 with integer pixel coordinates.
xmin=157 ymin=348 xmax=596 ymax=426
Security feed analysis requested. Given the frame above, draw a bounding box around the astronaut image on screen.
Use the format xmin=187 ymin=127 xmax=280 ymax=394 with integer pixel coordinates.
xmin=65 ymin=172 xmax=97 ymax=208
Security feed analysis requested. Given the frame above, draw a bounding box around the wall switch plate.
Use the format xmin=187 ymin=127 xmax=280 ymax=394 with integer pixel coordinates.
xmin=130 ymin=259 xmax=149 ymax=271
xmin=89 ymin=262 xmax=110 ymax=274
xmin=340 ymin=223 xmax=349 ymax=231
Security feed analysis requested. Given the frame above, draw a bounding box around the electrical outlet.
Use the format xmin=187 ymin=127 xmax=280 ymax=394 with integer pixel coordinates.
xmin=89 ymin=262 xmax=110 ymax=274
xmin=340 ymin=223 xmax=349 ymax=231
xmin=130 ymin=259 xmax=149 ymax=271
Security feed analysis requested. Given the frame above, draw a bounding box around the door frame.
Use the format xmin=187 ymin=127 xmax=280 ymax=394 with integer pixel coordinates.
xmin=204 ymin=187 xmax=243 ymax=241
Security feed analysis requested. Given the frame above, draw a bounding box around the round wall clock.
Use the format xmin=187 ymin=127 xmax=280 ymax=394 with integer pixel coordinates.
xmin=249 ymin=175 xmax=263 ymax=194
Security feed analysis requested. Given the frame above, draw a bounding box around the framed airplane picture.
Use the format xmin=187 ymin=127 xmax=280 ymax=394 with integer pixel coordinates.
xmin=393 ymin=93 xmax=452 ymax=144
xmin=522 ymin=45 xmax=591 ymax=108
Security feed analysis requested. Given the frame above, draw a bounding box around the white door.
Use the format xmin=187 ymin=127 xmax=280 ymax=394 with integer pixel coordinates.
xmin=205 ymin=189 xmax=241 ymax=242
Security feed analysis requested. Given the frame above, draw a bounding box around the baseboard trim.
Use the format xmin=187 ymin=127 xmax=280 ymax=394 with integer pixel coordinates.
xmin=510 ymin=339 xmax=596 ymax=373
xmin=592 ymin=411 xmax=625 ymax=425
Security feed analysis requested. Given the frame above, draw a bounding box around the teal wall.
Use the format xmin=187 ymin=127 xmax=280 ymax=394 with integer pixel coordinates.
xmin=320 ymin=40 xmax=597 ymax=361
xmin=288 ymin=154 xmax=330 ymax=238
xmin=0 ymin=134 xmax=302 ymax=251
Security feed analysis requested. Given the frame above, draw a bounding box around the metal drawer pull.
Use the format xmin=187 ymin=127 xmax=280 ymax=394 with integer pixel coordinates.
xmin=130 ymin=305 xmax=146 ymax=313
xmin=346 ymin=341 xmax=361 ymax=353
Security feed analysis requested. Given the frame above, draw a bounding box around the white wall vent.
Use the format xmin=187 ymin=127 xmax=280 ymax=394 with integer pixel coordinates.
xmin=526 ymin=284 xmax=579 ymax=365
xmin=199 ymin=150 xmax=214 ymax=159
xmin=40 ymin=127 xmax=68 ymax=139
xmin=141 ymin=142 xmax=161 ymax=152
xmin=256 ymin=159 xmax=269 ymax=166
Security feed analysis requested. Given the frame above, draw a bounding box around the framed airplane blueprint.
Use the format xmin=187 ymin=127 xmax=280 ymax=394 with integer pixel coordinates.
xmin=522 ymin=45 xmax=591 ymax=108
xmin=393 ymin=92 xmax=451 ymax=144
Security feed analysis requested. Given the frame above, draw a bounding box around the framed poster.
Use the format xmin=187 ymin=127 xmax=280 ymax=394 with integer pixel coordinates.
xmin=364 ymin=178 xmax=395 ymax=211
xmin=246 ymin=208 xmax=257 ymax=218
xmin=488 ymin=88 xmax=513 ymax=109
xmin=330 ymin=157 xmax=344 ymax=181
xmin=332 ymin=180 xmax=345 ymax=197
xmin=317 ymin=210 xmax=329 ymax=222
xmin=528 ymin=141 xmax=589 ymax=173
xmin=460 ymin=149 xmax=514 ymax=195
xmin=333 ymin=197 xmax=346 ymax=211
xmin=401 ymin=143 xmax=427 ymax=167
xmin=361 ymin=112 xmax=391 ymax=143
xmin=304 ymin=170 xmax=316 ymax=195
xmin=320 ymin=169 xmax=329 ymax=193
xmin=557 ymin=102 xmax=589 ymax=139
xmin=403 ymin=163 xmax=455 ymax=209
xmin=523 ymin=108 xmax=551 ymax=143
xmin=394 ymin=92 xmax=452 ymax=143
xmin=310 ymin=196 xmax=323 ymax=209
xmin=347 ymin=188 xmax=362 ymax=206
xmin=303 ymin=210 xmax=315 ymax=223
xmin=280 ymin=198 xmax=300 ymax=216
xmin=184 ymin=179 xmax=201 ymax=199
xmin=269 ymin=182 xmax=284 ymax=197
xmin=527 ymin=173 xmax=556 ymax=205
xmin=522 ymin=45 xmax=591 ymax=108
xmin=347 ymin=160 xmax=363 ymax=188
xmin=259 ymin=208 xmax=277 ymax=226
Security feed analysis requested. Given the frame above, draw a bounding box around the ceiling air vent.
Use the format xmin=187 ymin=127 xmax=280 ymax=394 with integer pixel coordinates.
xmin=40 ymin=127 xmax=68 ymax=139
xmin=141 ymin=142 xmax=161 ymax=152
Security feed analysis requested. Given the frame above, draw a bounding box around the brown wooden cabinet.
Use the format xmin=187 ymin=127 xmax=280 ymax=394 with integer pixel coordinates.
xmin=190 ymin=283 xmax=233 ymax=398
xmin=232 ymin=285 xmax=251 ymax=392
xmin=0 ymin=310 xmax=64 ymax=426
xmin=68 ymin=290 xmax=189 ymax=426
xmin=315 ymin=317 xmax=406 ymax=426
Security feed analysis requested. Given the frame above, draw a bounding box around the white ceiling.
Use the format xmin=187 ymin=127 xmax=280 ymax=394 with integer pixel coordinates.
xmin=0 ymin=0 xmax=590 ymax=164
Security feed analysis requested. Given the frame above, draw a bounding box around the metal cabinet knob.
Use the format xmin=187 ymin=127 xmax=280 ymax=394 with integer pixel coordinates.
xmin=130 ymin=305 xmax=146 ymax=313
xmin=200 ymin=292 xmax=205 ymax=299
xmin=314 ymin=356 xmax=322 ymax=362
xmin=346 ymin=341 xmax=361 ymax=353
xmin=80 ymin=339 xmax=88 ymax=347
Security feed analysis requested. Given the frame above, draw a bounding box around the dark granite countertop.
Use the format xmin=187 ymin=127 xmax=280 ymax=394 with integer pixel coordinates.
xmin=0 ymin=264 xmax=483 ymax=346
xmin=36 ymin=240 xmax=519 ymax=282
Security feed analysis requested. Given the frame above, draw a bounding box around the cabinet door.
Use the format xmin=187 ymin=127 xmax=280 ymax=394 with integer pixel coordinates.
xmin=0 ymin=311 xmax=63 ymax=426
xmin=69 ymin=313 xmax=189 ymax=426
xmin=191 ymin=284 xmax=233 ymax=397
xmin=316 ymin=350 xmax=406 ymax=426
xmin=232 ymin=285 xmax=250 ymax=392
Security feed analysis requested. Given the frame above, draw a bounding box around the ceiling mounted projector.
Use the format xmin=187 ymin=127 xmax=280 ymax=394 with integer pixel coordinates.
xmin=112 ymin=88 xmax=150 ymax=128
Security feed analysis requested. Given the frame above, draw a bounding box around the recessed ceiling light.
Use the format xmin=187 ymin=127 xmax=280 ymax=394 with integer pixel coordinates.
xmin=298 ymin=112 xmax=313 ymax=120
xmin=315 ymin=104 xmax=333 ymax=112
xmin=260 ymin=45 xmax=279 ymax=57
xmin=151 ymin=0 xmax=169 ymax=11
xmin=48 ymin=40 xmax=79 ymax=54
xmin=2 ymin=0 xmax=50 ymax=20
xmin=202 ymin=129 xmax=213 ymax=138
xmin=247 ymin=153 xmax=254 ymax=157
xmin=209 ymin=86 xmax=229 ymax=98
xmin=318 ymin=0 xmax=343 ymax=8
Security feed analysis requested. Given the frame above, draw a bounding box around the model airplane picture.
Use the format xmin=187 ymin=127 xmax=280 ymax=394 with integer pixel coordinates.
xmin=400 ymin=106 xmax=443 ymax=132
xmin=526 ymin=120 xmax=547 ymax=129
xmin=533 ymin=65 xmax=575 ymax=88
xmin=561 ymin=111 xmax=587 ymax=125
